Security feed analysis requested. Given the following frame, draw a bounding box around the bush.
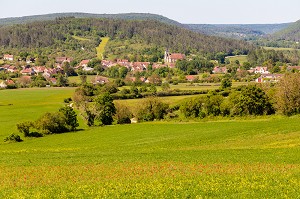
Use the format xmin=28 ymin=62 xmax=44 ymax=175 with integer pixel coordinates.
xmin=4 ymin=133 xmax=23 ymax=142
xmin=230 ymin=85 xmax=275 ymax=116
xmin=36 ymin=112 xmax=68 ymax=134
xmin=136 ymin=97 xmax=169 ymax=121
xmin=115 ymin=103 xmax=132 ymax=124
xmin=64 ymin=97 xmax=72 ymax=103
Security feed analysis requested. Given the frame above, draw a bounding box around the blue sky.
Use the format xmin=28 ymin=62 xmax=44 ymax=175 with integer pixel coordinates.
xmin=1 ymin=0 xmax=300 ymax=24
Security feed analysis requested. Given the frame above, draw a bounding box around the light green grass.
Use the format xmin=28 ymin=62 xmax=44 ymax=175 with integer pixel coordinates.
xmin=0 ymin=60 xmax=4 ymax=64
xmin=263 ymin=46 xmax=300 ymax=51
xmin=226 ymin=55 xmax=248 ymax=64
xmin=68 ymin=75 xmax=97 ymax=84
xmin=72 ymin=35 xmax=91 ymax=41
xmin=0 ymin=88 xmax=300 ymax=198
xmin=0 ymin=88 xmax=76 ymax=137
xmin=96 ymin=37 xmax=110 ymax=59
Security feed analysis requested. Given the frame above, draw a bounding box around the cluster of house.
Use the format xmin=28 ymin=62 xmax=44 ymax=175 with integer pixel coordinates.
xmin=0 ymin=51 xmax=186 ymax=87
xmin=100 ymin=51 xmax=185 ymax=71
xmin=212 ymin=65 xmax=300 ymax=83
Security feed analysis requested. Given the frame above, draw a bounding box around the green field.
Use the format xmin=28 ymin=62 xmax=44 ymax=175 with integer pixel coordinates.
xmin=0 ymin=88 xmax=76 ymax=137
xmin=0 ymin=88 xmax=300 ymax=198
xmin=263 ymin=46 xmax=300 ymax=51
xmin=226 ymin=55 xmax=248 ymax=64
xmin=68 ymin=75 xmax=97 ymax=84
xmin=96 ymin=37 xmax=110 ymax=59
xmin=71 ymin=35 xmax=91 ymax=41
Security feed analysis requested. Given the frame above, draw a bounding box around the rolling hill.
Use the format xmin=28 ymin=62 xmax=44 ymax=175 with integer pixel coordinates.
xmin=0 ymin=17 xmax=252 ymax=60
xmin=272 ymin=20 xmax=300 ymax=41
xmin=186 ymin=23 xmax=292 ymax=39
xmin=0 ymin=12 xmax=183 ymax=27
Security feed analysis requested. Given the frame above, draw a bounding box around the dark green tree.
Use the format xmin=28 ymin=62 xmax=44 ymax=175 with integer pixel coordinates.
xmin=95 ymin=92 xmax=116 ymax=125
xmin=59 ymin=106 xmax=79 ymax=131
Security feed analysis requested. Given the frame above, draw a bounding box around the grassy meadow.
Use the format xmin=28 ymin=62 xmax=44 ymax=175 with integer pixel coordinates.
xmin=0 ymin=88 xmax=300 ymax=198
xmin=96 ymin=37 xmax=110 ymax=59
xmin=263 ymin=46 xmax=300 ymax=51
xmin=226 ymin=55 xmax=248 ymax=64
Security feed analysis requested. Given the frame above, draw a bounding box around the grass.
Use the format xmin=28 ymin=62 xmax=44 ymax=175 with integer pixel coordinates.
xmin=226 ymin=55 xmax=248 ymax=64
xmin=263 ymin=46 xmax=300 ymax=51
xmin=71 ymin=35 xmax=91 ymax=41
xmin=0 ymin=88 xmax=300 ymax=197
xmin=96 ymin=37 xmax=110 ymax=59
xmin=68 ymin=75 xmax=97 ymax=84
xmin=0 ymin=88 xmax=76 ymax=137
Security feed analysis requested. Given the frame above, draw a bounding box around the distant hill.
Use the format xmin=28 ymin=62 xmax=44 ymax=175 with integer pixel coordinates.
xmin=186 ymin=23 xmax=292 ymax=39
xmin=0 ymin=12 xmax=183 ymax=27
xmin=272 ymin=20 xmax=300 ymax=41
xmin=0 ymin=17 xmax=252 ymax=61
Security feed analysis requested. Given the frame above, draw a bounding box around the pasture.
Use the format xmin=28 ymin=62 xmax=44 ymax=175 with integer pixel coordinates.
xmin=96 ymin=37 xmax=110 ymax=59
xmin=263 ymin=46 xmax=300 ymax=51
xmin=0 ymin=88 xmax=300 ymax=198
xmin=226 ymin=55 xmax=248 ymax=64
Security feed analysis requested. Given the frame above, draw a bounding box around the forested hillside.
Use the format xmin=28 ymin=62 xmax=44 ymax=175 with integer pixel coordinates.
xmin=272 ymin=20 xmax=300 ymax=41
xmin=0 ymin=13 xmax=183 ymax=27
xmin=186 ymin=23 xmax=291 ymax=39
xmin=0 ymin=17 xmax=252 ymax=60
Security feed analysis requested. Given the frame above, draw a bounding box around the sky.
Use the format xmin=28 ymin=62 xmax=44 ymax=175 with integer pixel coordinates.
xmin=0 ymin=0 xmax=300 ymax=24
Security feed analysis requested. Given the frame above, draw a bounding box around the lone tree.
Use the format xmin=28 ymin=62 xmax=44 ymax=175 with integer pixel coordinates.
xmin=95 ymin=92 xmax=116 ymax=125
xmin=232 ymin=85 xmax=274 ymax=116
xmin=220 ymin=78 xmax=232 ymax=90
xmin=59 ymin=106 xmax=79 ymax=131
xmin=275 ymin=73 xmax=300 ymax=115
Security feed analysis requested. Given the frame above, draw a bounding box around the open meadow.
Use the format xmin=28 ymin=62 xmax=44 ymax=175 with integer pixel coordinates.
xmin=0 ymin=88 xmax=300 ymax=198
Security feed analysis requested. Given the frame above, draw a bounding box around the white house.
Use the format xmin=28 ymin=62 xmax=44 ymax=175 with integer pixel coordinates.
xmin=3 ymin=54 xmax=13 ymax=61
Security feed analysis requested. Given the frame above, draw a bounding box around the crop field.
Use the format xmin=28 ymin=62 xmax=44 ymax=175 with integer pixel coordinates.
xmin=0 ymin=88 xmax=300 ymax=198
xmin=71 ymin=36 xmax=91 ymax=41
xmin=0 ymin=88 xmax=76 ymax=137
xmin=226 ymin=55 xmax=248 ymax=64
xmin=96 ymin=37 xmax=110 ymax=59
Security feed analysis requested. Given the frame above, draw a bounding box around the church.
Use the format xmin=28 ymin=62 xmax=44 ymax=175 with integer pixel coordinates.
xmin=164 ymin=50 xmax=186 ymax=63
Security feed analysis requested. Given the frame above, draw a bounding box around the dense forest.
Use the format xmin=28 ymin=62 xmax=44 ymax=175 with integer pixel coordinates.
xmin=271 ymin=20 xmax=300 ymax=42
xmin=0 ymin=13 xmax=183 ymax=27
xmin=0 ymin=17 xmax=252 ymax=60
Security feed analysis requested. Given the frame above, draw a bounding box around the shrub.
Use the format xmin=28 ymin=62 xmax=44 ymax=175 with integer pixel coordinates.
xmin=115 ymin=103 xmax=132 ymax=124
xmin=4 ymin=133 xmax=23 ymax=142
xmin=36 ymin=112 xmax=68 ymax=134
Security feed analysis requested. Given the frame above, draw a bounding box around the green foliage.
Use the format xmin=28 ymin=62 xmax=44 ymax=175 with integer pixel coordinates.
xmin=220 ymin=78 xmax=232 ymax=90
xmin=275 ymin=73 xmax=300 ymax=115
xmin=36 ymin=112 xmax=68 ymax=134
xmin=4 ymin=133 xmax=23 ymax=142
xmin=114 ymin=103 xmax=132 ymax=124
xmin=16 ymin=121 xmax=33 ymax=137
xmin=59 ymin=106 xmax=79 ymax=131
xmin=94 ymin=92 xmax=116 ymax=125
xmin=136 ymin=97 xmax=169 ymax=121
xmin=231 ymin=85 xmax=274 ymax=116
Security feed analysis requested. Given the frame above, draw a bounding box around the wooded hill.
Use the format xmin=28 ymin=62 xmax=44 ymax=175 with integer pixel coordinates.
xmin=0 ymin=17 xmax=252 ymax=60
xmin=271 ymin=20 xmax=300 ymax=42
xmin=0 ymin=13 xmax=183 ymax=27
xmin=187 ymin=23 xmax=291 ymax=39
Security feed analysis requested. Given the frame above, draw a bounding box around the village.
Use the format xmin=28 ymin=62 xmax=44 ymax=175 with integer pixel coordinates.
xmin=0 ymin=51 xmax=299 ymax=89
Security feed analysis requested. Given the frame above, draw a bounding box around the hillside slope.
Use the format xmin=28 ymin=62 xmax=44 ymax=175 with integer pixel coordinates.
xmin=272 ymin=20 xmax=300 ymax=41
xmin=0 ymin=17 xmax=252 ymax=59
xmin=186 ymin=23 xmax=291 ymax=39
xmin=0 ymin=12 xmax=183 ymax=27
